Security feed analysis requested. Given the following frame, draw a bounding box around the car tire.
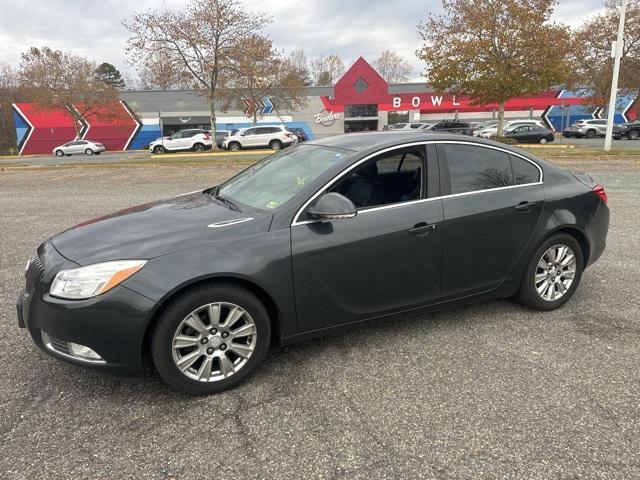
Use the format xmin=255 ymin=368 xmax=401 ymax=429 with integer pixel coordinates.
xmin=55 ymin=150 xmax=64 ymax=157
xmin=515 ymin=233 xmax=584 ymax=311
xmin=153 ymin=145 xmax=165 ymax=154
xmin=585 ymin=129 xmax=596 ymax=139
xmin=269 ymin=140 xmax=283 ymax=151
xmin=85 ymin=148 xmax=94 ymax=155
xmin=539 ymin=138 xmax=548 ymax=144
xmin=628 ymin=130 xmax=639 ymax=140
xmin=228 ymin=142 xmax=241 ymax=152
xmin=151 ymin=283 xmax=271 ymax=395
xmin=192 ymin=143 xmax=205 ymax=152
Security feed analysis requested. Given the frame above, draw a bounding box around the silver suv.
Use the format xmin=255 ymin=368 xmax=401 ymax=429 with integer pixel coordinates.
xmin=222 ymin=125 xmax=297 ymax=151
xmin=562 ymin=119 xmax=608 ymax=139
xmin=149 ymin=129 xmax=212 ymax=154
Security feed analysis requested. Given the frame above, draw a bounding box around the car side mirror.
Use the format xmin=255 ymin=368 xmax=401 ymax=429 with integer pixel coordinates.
xmin=307 ymin=193 xmax=357 ymax=220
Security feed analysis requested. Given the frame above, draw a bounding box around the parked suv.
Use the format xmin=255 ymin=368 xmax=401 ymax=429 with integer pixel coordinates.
xmin=222 ymin=125 xmax=298 ymax=151
xmin=562 ymin=119 xmax=608 ymax=139
xmin=613 ymin=120 xmax=640 ymax=140
xmin=422 ymin=121 xmax=474 ymax=135
xmin=149 ymin=129 xmax=212 ymax=154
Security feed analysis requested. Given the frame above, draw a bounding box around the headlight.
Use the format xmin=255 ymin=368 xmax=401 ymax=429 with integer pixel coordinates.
xmin=50 ymin=260 xmax=147 ymax=300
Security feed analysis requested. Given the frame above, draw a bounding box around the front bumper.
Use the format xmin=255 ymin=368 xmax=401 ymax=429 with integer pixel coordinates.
xmin=17 ymin=245 xmax=157 ymax=381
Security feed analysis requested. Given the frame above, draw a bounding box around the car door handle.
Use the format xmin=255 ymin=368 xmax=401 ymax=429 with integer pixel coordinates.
xmin=515 ymin=201 xmax=537 ymax=212
xmin=409 ymin=222 xmax=437 ymax=235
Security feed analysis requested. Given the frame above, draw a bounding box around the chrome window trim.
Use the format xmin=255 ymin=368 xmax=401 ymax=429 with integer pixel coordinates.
xmin=291 ymin=140 xmax=543 ymax=227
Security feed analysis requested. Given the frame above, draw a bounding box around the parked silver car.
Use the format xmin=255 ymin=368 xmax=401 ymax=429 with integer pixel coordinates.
xmin=53 ymin=140 xmax=105 ymax=157
xmin=562 ymin=119 xmax=608 ymax=139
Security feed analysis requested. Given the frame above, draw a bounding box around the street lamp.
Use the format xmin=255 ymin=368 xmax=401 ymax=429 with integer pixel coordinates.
xmin=604 ymin=0 xmax=628 ymax=151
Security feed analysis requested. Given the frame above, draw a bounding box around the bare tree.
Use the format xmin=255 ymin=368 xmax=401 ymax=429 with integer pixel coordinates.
xmin=124 ymin=0 xmax=269 ymax=147
xmin=225 ymin=35 xmax=307 ymax=124
xmin=570 ymin=0 xmax=640 ymax=110
xmin=17 ymin=47 xmax=119 ymax=138
xmin=373 ymin=50 xmax=412 ymax=83
xmin=287 ymin=49 xmax=312 ymax=86
xmin=417 ymin=0 xmax=571 ymax=136
xmin=309 ymin=54 xmax=345 ymax=86
xmin=138 ymin=51 xmax=196 ymax=90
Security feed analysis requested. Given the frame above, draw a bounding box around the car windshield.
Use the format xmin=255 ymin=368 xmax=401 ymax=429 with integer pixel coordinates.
xmin=218 ymin=144 xmax=350 ymax=210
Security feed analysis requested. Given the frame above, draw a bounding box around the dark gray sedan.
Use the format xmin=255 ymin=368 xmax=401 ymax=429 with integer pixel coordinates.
xmin=18 ymin=132 xmax=609 ymax=395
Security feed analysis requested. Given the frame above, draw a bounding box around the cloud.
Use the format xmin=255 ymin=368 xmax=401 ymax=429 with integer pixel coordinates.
xmin=0 ymin=0 xmax=607 ymax=82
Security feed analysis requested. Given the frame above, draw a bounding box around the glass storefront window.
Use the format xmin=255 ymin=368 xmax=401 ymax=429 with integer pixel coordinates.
xmin=344 ymin=104 xmax=378 ymax=118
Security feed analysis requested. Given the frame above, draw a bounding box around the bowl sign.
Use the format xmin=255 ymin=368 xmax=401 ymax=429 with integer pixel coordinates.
xmin=315 ymin=109 xmax=341 ymax=126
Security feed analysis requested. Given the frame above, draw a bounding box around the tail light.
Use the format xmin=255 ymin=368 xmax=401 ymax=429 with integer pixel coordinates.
xmin=285 ymin=133 xmax=293 ymax=138
xmin=592 ymin=184 xmax=608 ymax=204
xmin=203 ymin=134 xmax=211 ymax=140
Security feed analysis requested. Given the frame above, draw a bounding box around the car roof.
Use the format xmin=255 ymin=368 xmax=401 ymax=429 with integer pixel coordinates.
xmin=305 ymin=131 xmax=522 ymax=152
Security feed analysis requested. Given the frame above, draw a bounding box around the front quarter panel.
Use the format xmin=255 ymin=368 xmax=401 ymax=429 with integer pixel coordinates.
xmin=123 ymin=227 xmax=297 ymax=339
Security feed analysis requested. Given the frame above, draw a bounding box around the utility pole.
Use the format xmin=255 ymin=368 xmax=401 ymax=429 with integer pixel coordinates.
xmin=604 ymin=0 xmax=628 ymax=151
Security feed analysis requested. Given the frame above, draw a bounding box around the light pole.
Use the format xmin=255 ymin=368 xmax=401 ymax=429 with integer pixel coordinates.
xmin=604 ymin=0 xmax=628 ymax=151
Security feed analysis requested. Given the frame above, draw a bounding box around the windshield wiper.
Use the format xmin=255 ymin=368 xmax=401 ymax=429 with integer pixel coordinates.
xmin=209 ymin=188 xmax=241 ymax=212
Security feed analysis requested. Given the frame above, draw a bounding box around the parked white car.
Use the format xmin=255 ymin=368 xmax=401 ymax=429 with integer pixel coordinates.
xmin=385 ymin=122 xmax=429 ymax=130
xmin=562 ymin=119 xmax=608 ymax=139
xmin=53 ymin=139 xmax=105 ymax=157
xmin=477 ymin=120 xmax=547 ymax=138
xmin=149 ymin=129 xmax=212 ymax=154
xmin=222 ymin=125 xmax=298 ymax=151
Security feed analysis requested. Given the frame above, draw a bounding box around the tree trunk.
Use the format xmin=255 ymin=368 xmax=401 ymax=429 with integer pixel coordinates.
xmin=209 ymin=86 xmax=218 ymax=151
xmin=253 ymin=104 xmax=258 ymax=126
xmin=497 ymin=100 xmax=506 ymax=137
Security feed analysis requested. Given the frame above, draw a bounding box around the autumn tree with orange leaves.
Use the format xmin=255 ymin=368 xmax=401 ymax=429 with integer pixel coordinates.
xmin=417 ymin=0 xmax=571 ymax=136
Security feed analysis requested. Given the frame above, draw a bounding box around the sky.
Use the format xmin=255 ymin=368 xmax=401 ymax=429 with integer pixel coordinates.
xmin=0 ymin=0 xmax=606 ymax=83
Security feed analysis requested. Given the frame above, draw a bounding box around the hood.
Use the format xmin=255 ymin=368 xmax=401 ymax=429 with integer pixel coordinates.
xmin=51 ymin=191 xmax=273 ymax=265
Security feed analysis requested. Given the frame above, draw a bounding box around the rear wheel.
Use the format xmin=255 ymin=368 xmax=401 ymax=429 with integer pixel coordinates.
xmin=515 ymin=233 xmax=583 ymax=311
xmin=151 ymin=283 xmax=271 ymax=395
xmin=585 ymin=129 xmax=596 ymax=139
xmin=269 ymin=140 xmax=283 ymax=151
xmin=192 ymin=142 xmax=205 ymax=152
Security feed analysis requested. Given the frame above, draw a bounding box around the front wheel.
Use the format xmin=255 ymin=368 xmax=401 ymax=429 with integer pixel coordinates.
xmin=628 ymin=130 xmax=639 ymax=140
xmin=192 ymin=143 xmax=205 ymax=152
xmin=539 ymin=138 xmax=548 ymax=144
xmin=515 ymin=233 xmax=583 ymax=311
xmin=55 ymin=150 xmax=64 ymax=157
xmin=151 ymin=283 xmax=271 ymax=395
xmin=153 ymin=145 xmax=165 ymax=154
xmin=228 ymin=142 xmax=241 ymax=152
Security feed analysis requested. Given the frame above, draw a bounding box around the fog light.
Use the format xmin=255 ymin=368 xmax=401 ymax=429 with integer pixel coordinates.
xmin=68 ymin=342 xmax=103 ymax=361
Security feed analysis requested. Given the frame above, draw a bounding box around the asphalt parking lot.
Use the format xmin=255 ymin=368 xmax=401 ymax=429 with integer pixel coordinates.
xmin=1 ymin=160 xmax=639 ymax=479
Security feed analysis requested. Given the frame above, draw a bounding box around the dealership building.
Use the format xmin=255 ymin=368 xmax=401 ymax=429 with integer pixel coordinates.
xmin=12 ymin=57 xmax=638 ymax=155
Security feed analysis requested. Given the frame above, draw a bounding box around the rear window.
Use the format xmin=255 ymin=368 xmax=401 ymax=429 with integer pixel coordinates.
xmin=444 ymin=144 xmax=513 ymax=194
xmin=510 ymin=155 xmax=540 ymax=185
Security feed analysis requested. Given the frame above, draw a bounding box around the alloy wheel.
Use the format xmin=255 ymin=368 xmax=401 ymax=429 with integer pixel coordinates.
xmin=534 ymin=244 xmax=577 ymax=301
xmin=171 ymin=302 xmax=257 ymax=382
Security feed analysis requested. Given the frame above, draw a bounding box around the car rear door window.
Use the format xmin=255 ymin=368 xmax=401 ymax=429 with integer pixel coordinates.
xmin=510 ymin=155 xmax=540 ymax=185
xmin=444 ymin=144 xmax=513 ymax=194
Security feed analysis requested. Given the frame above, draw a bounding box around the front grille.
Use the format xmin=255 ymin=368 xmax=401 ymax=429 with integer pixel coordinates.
xmin=25 ymin=254 xmax=45 ymax=293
